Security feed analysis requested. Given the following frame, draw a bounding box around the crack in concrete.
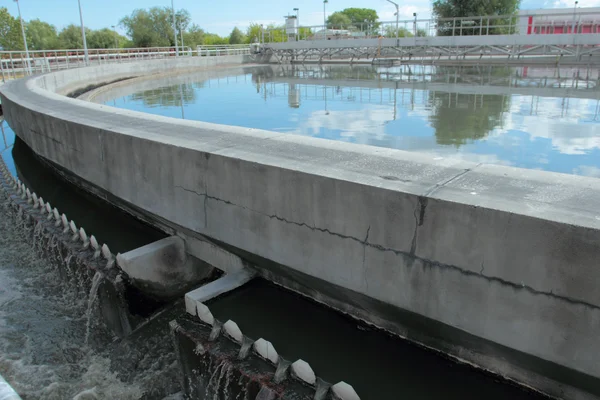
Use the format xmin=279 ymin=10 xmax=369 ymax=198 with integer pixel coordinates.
xmin=362 ymin=225 xmax=371 ymax=292
xmin=174 ymin=185 xmax=600 ymax=312
xmin=422 ymin=164 xmax=481 ymax=198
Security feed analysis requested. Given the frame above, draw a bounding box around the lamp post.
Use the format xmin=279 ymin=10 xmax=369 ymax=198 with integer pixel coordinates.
xmin=77 ymin=0 xmax=89 ymax=65
xmin=323 ymin=0 xmax=328 ymax=31
xmin=111 ymin=25 xmax=118 ymax=48
xmin=386 ymin=0 xmax=399 ymax=39
xmin=171 ymin=0 xmax=179 ymax=56
xmin=413 ymin=12 xmax=417 ymax=36
xmin=572 ymin=1 xmax=578 ymax=34
xmin=13 ymin=0 xmax=31 ymax=75
xmin=293 ymin=7 xmax=299 ymax=40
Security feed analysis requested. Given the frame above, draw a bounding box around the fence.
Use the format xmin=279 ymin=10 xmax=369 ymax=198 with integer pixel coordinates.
xmin=196 ymin=45 xmax=253 ymax=57
xmin=0 ymin=45 xmax=251 ymax=82
xmin=262 ymin=10 xmax=600 ymax=43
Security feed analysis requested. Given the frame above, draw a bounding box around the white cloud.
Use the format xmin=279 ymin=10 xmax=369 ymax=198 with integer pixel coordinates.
xmin=294 ymin=105 xmax=394 ymax=142
xmin=573 ymin=165 xmax=600 ymax=177
xmin=491 ymin=96 xmax=600 ymax=155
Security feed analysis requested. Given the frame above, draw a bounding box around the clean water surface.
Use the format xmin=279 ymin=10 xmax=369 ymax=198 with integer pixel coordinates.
xmin=105 ymin=64 xmax=600 ymax=176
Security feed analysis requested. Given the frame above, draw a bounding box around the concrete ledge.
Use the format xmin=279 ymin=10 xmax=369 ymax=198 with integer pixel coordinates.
xmin=116 ymin=236 xmax=215 ymax=300
xmin=1 ymin=56 xmax=600 ymax=398
xmin=184 ymin=269 xmax=255 ymax=316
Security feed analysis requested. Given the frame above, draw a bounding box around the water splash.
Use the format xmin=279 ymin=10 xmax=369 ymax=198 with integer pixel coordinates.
xmin=238 ymin=336 xmax=254 ymax=360
xmin=209 ymin=320 xmax=222 ymax=341
xmin=274 ymin=358 xmax=291 ymax=384
xmin=85 ymin=271 xmax=104 ymax=345
xmin=314 ymin=378 xmax=331 ymax=400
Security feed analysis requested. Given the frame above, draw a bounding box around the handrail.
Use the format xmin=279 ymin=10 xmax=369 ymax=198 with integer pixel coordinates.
xmin=0 ymin=46 xmax=252 ymax=82
xmin=261 ymin=9 xmax=600 ymax=42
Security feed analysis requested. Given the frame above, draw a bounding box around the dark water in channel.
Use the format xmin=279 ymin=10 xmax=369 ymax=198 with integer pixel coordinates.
xmin=105 ymin=64 xmax=600 ymax=177
xmin=0 ymin=115 xmax=546 ymax=399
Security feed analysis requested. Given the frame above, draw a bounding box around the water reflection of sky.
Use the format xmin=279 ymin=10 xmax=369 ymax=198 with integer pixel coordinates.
xmin=0 ymin=120 xmax=16 ymax=176
xmin=106 ymin=66 xmax=600 ymax=177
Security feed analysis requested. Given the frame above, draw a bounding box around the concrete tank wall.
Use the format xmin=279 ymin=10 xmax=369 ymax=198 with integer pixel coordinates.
xmin=1 ymin=56 xmax=600 ymax=399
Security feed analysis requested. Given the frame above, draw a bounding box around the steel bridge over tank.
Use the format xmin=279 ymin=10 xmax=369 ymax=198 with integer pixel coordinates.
xmin=264 ymin=33 xmax=600 ymax=64
xmin=262 ymin=10 xmax=600 ymax=65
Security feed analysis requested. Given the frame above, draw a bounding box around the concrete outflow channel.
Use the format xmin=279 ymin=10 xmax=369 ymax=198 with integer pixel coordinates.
xmin=1 ymin=55 xmax=600 ymax=399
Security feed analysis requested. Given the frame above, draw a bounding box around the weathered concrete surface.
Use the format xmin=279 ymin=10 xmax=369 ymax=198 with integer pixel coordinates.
xmin=2 ymin=57 xmax=600 ymax=398
xmin=184 ymin=269 xmax=255 ymax=316
xmin=116 ymin=236 xmax=215 ymax=300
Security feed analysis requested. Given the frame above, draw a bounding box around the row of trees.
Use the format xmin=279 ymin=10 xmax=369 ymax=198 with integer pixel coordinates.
xmin=1 ymin=7 xmax=128 ymax=51
xmin=1 ymin=0 xmax=520 ymax=51
xmin=433 ymin=0 xmax=520 ymax=35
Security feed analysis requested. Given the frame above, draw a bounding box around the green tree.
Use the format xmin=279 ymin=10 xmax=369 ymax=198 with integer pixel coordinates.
xmin=246 ymin=23 xmax=262 ymax=43
xmin=203 ymin=33 xmax=228 ymax=45
xmin=229 ymin=27 xmax=245 ymax=44
xmin=58 ymin=24 xmax=88 ymax=49
xmin=333 ymin=8 xmax=379 ymax=31
xmin=26 ymin=19 xmax=60 ymax=50
xmin=0 ymin=7 xmax=24 ymax=51
xmin=433 ymin=0 xmax=520 ymax=35
xmin=383 ymin=26 xmax=414 ymax=37
xmin=87 ymin=28 xmax=126 ymax=49
xmin=326 ymin=12 xmax=352 ymax=29
xmin=183 ymin=24 xmax=205 ymax=48
xmin=263 ymin=24 xmax=286 ymax=42
xmin=120 ymin=7 xmax=188 ymax=48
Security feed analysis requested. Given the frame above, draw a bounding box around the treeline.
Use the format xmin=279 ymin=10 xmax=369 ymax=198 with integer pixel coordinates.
xmin=1 ymin=8 xmax=129 ymax=51
xmin=0 ymin=6 xmax=287 ymax=51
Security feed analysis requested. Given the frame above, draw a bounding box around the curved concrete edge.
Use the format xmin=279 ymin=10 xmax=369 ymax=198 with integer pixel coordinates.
xmin=0 ymin=374 xmax=21 ymax=400
xmin=2 ymin=57 xmax=600 ymax=398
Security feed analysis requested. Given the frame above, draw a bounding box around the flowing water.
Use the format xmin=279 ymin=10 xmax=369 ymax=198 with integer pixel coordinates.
xmin=0 ymin=72 xmax=558 ymax=399
xmin=0 ymin=119 xmax=181 ymax=399
xmin=103 ymin=64 xmax=600 ymax=176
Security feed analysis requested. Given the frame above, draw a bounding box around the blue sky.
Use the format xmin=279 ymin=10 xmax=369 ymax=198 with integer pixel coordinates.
xmin=3 ymin=0 xmax=597 ymax=36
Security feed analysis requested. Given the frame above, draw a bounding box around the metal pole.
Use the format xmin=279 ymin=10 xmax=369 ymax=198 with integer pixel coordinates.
xmin=111 ymin=25 xmax=118 ymax=48
xmin=572 ymin=1 xmax=578 ymax=34
xmin=171 ymin=0 xmax=179 ymax=56
xmin=14 ymin=0 xmax=32 ymax=75
xmin=414 ymin=13 xmax=417 ymax=36
xmin=386 ymin=0 xmax=399 ymax=38
xmin=78 ymin=0 xmax=89 ymax=65
xmin=294 ymin=8 xmax=299 ymax=40
xmin=323 ymin=0 xmax=328 ymax=30
xmin=180 ymin=27 xmax=185 ymax=54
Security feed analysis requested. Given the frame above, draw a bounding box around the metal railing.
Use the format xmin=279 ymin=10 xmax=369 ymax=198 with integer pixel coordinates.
xmin=0 ymin=45 xmax=251 ymax=82
xmin=262 ymin=10 xmax=600 ymax=43
xmin=196 ymin=44 xmax=252 ymax=57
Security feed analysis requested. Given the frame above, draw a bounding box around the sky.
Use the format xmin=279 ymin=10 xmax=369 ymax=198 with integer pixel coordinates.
xmin=3 ymin=0 xmax=600 ymax=36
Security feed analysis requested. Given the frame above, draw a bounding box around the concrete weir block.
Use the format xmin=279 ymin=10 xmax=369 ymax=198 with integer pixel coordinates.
xmin=331 ymin=382 xmax=360 ymax=400
xmin=253 ymin=338 xmax=279 ymax=365
xmin=184 ymin=268 xmax=255 ymax=316
xmin=291 ymin=360 xmax=316 ymax=386
xmin=116 ymin=236 xmax=214 ymax=300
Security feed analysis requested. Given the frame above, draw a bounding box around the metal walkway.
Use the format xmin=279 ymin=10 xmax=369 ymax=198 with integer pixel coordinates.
xmin=262 ymin=10 xmax=600 ymax=64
